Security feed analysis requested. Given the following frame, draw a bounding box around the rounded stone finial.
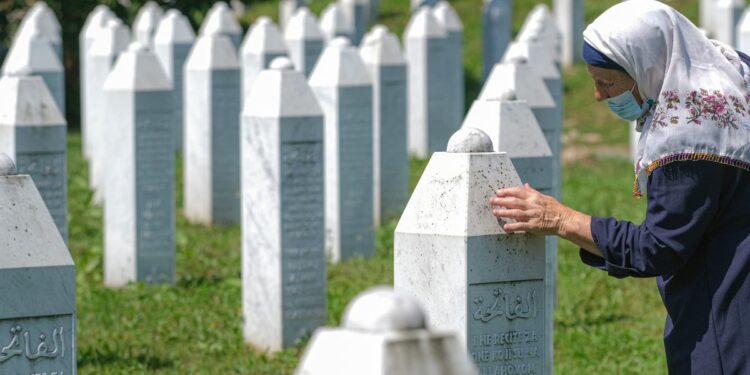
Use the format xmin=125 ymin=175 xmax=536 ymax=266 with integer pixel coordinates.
xmin=342 ymin=286 xmax=427 ymax=333
xmin=499 ymin=87 xmax=517 ymax=101
xmin=128 ymin=41 xmax=147 ymax=52
xmin=0 ymin=154 xmax=17 ymax=176
xmin=270 ymin=57 xmax=294 ymax=70
xmin=330 ymin=36 xmax=351 ymax=48
xmin=447 ymin=127 xmax=494 ymax=153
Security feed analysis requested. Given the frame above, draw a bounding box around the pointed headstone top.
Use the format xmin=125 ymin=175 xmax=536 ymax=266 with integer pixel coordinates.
xmin=154 ymin=9 xmax=196 ymax=44
xmin=134 ymin=1 xmax=164 ymax=35
xmin=185 ymin=33 xmax=240 ymax=70
xmin=359 ymin=25 xmax=406 ymax=66
xmin=284 ymin=7 xmax=324 ymax=40
xmin=0 ymin=154 xmax=16 ymax=176
xmin=244 ymin=56 xmax=323 ymax=118
xmin=82 ymin=5 xmax=113 ymax=40
xmin=342 ymin=286 xmax=427 ymax=333
xmin=320 ymin=3 xmax=353 ymax=38
xmin=309 ymin=37 xmax=372 ymax=87
xmin=503 ymin=41 xmax=559 ymax=79
xmin=199 ymin=1 xmax=242 ymax=36
xmin=481 ymin=61 xmax=555 ymax=107
xmin=22 ymin=2 xmax=61 ymax=41
xmin=90 ymin=18 xmax=131 ymax=57
xmin=405 ymin=6 xmax=448 ymax=39
xmin=2 ymin=27 xmax=62 ymax=74
xmin=103 ymin=42 xmax=171 ymax=91
xmin=447 ymin=127 xmax=493 ymax=153
xmin=433 ymin=1 xmax=463 ymax=32
xmin=241 ymin=16 xmax=287 ymax=55
xmin=0 ymin=75 xmax=66 ymax=126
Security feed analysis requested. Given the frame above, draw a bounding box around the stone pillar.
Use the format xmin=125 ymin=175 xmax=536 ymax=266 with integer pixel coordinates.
xmin=87 ymin=18 xmax=130 ymax=203
xmin=433 ymin=1 xmax=464 ymax=134
xmin=15 ymin=2 xmax=62 ymax=59
xmin=80 ymin=5 xmax=113 ymax=160
xmin=504 ymin=42 xmax=562 ymax=117
xmin=360 ymin=26 xmax=408 ymax=225
xmin=241 ymin=17 xmax=288 ymax=101
xmin=369 ymin=0 xmax=380 ymax=24
xmin=103 ymin=42 xmax=175 ymax=286
xmin=518 ymin=5 xmax=561 ymax=71
xmin=310 ymin=38 xmax=374 ymax=263
xmin=461 ymin=92 xmax=555 ymax=375
xmin=701 ymin=0 xmax=718 ymax=36
xmin=154 ymin=9 xmax=196 ymax=152
xmin=199 ymin=2 xmax=243 ymax=49
xmin=296 ymin=287 xmax=479 ymax=374
xmin=554 ymin=0 xmax=583 ymax=66
xmin=242 ymin=57 xmax=326 ymax=352
xmin=280 ymin=0 xmax=307 ymax=30
xmin=320 ymin=3 xmax=354 ymax=44
xmin=739 ymin=8 xmax=750 ymax=53
xmin=184 ymin=29 xmax=242 ymax=225
xmin=482 ymin=0 xmax=511 ymax=81
xmin=715 ymin=0 xmax=746 ymax=46
xmin=405 ymin=7 xmax=451 ymax=158
xmin=0 ymin=74 xmax=67 ymax=243
xmin=133 ymin=1 xmax=164 ymax=50
xmin=340 ymin=0 xmax=369 ymax=45
xmin=284 ymin=7 xmax=324 ymax=78
xmin=0 ymin=155 xmax=76 ymax=375
xmin=395 ymin=127 xmax=549 ymax=375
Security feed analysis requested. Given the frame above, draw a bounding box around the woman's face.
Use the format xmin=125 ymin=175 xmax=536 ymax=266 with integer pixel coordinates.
xmin=586 ymin=64 xmax=643 ymax=105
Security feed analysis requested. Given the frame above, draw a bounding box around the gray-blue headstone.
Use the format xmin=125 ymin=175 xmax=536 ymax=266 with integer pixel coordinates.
xmin=283 ymin=7 xmax=324 ymax=78
xmin=242 ymin=56 xmax=326 ymax=352
xmin=340 ymin=0 xmax=369 ymax=45
xmin=133 ymin=1 xmax=164 ymax=50
xmin=241 ymin=16 xmax=288 ymax=101
xmin=103 ymin=41 xmax=175 ymax=286
xmin=482 ymin=0 xmax=511 ymax=80
xmin=199 ymin=1 xmax=243 ymax=49
xmin=554 ymin=0 xmax=583 ymax=65
xmin=433 ymin=1 xmax=464 ymax=136
xmin=359 ymin=25 xmax=408 ymax=225
xmin=320 ymin=3 xmax=354 ymax=44
xmin=310 ymin=37 xmax=374 ymax=263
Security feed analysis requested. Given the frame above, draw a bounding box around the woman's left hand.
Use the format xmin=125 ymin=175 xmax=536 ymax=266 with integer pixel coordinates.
xmin=489 ymin=183 xmax=571 ymax=236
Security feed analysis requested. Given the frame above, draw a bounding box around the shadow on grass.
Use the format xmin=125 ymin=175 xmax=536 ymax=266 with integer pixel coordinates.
xmin=78 ymin=349 xmax=174 ymax=370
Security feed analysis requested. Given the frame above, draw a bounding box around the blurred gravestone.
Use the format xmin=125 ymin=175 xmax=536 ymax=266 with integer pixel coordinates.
xmin=199 ymin=2 xmax=243 ymax=49
xmin=482 ymin=0 xmax=511 ymax=80
xmin=0 ymin=155 xmax=76 ymax=375
xmin=359 ymin=26 xmax=408 ymax=225
xmin=280 ymin=0 xmax=307 ymax=29
xmin=340 ymin=0 xmax=368 ymax=45
xmin=284 ymin=7 xmax=325 ymax=78
xmin=310 ymin=38 xmax=374 ymax=262
xmin=15 ymin=2 xmax=62 ymax=59
xmin=133 ymin=1 xmax=164 ymax=50
xmin=433 ymin=1 xmax=464 ymax=134
xmin=80 ymin=5 xmax=113 ymax=160
xmin=184 ymin=28 xmax=242 ymax=225
xmin=242 ymin=57 xmax=326 ymax=351
xmin=0 ymin=73 xmax=67 ymax=243
xmin=154 ymin=9 xmax=196 ymax=152
xmin=241 ymin=17 xmax=288 ymax=101
xmin=554 ymin=0 xmax=583 ymax=66
xmin=715 ymin=0 xmax=745 ymax=46
xmin=103 ymin=42 xmax=175 ymax=286
xmin=738 ymin=7 xmax=750 ymax=53
xmin=320 ymin=3 xmax=354 ymax=43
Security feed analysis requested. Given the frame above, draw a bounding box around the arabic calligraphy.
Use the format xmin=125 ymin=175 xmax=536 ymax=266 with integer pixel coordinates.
xmin=473 ymin=288 xmax=538 ymax=323
xmin=0 ymin=326 xmax=65 ymax=363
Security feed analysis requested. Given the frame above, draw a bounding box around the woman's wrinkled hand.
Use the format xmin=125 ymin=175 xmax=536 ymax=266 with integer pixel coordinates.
xmin=489 ymin=183 xmax=571 ymax=236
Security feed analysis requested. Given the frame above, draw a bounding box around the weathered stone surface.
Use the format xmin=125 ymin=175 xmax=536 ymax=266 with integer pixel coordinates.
xmin=715 ymin=0 xmax=745 ymax=46
xmin=446 ymin=127 xmax=493 ymax=153
xmin=241 ymin=17 xmax=288 ymax=101
xmin=154 ymin=9 xmax=195 ymax=152
xmin=554 ymin=0 xmax=583 ymax=66
xmin=0 ymin=161 xmax=76 ymax=375
xmin=133 ymin=1 xmax=164 ymax=50
xmin=310 ymin=38 xmax=374 ymax=262
xmin=433 ymin=1 xmax=464 ymax=135
xmin=340 ymin=0 xmax=369 ymax=45
xmin=296 ymin=287 xmax=479 ymax=375
xmin=360 ymin=25 xmax=408 ymax=225
xmin=199 ymin=2 xmax=243 ymax=49
xmin=242 ymin=57 xmax=326 ymax=352
xmin=80 ymin=5 xmax=113 ymax=160
xmin=320 ymin=3 xmax=354 ymax=44
xmin=405 ymin=6 xmax=452 ymax=157
xmin=103 ymin=42 xmax=175 ymax=286
xmin=280 ymin=0 xmax=307 ymax=29
xmin=0 ymin=74 xmax=68 ymax=243
xmin=482 ymin=0 xmax=511 ymax=80
xmin=184 ymin=29 xmax=241 ymax=225
xmin=284 ymin=7 xmax=324 ymax=77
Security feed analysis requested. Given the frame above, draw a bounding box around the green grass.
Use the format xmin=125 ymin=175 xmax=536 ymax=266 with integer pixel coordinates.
xmin=65 ymin=0 xmax=707 ymax=373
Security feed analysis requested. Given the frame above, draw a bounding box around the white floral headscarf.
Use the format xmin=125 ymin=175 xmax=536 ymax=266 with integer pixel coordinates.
xmin=583 ymin=0 xmax=750 ymax=197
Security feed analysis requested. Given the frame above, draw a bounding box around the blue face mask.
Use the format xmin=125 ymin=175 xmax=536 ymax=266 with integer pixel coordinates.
xmin=606 ymin=83 xmax=653 ymax=121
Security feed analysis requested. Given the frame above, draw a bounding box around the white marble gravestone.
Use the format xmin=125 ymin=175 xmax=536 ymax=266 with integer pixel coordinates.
xmin=280 ymin=0 xmax=307 ymax=29
xmin=15 ymin=2 xmax=62 ymax=60
xmin=739 ymin=8 xmax=750 ymax=53
xmin=87 ymin=18 xmax=131 ymax=203
xmin=310 ymin=38 xmax=374 ymax=262
xmin=199 ymin=2 xmax=243 ymax=49
xmin=241 ymin=17 xmax=288 ymax=101
xmin=0 ymin=156 xmax=76 ymax=375
xmin=554 ymin=0 xmax=583 ymax=66
xmin=340 ymin=0 xmax=368 ymax=45
xmin=242 ymin=57 xmax=326 ymax=352
xmin=359 ymin=26 xmax=408 ymax=225
xmin=0 ymin=74 xmax=68 ymax=243
xmin=184 ymin=29 xmax=242 ymax=225
xmin=482 ymin=0 xmax=511 ymax=81
xmin=701 ymin=0 xmax=718 ymax=36
xmin=394 ymin=128 xmax=549 ymax=375
xmin=103 ymin=42 xmax=175 ymax=287
xmin=715 ymin=0 xmax=746 ymax=46
xmin=320 ymin=3 xmax=354 ymax=44
xmin=405 ymin=7 xmax=451 ymax=158
xmin=2 ymin=25 xmax=65 ymax=117
xmin=433 ymin=1 xmax=464 ymax=134
xmin=296 ymin=287 xmax=479 ymax=375
xmin=80 ymin=5 xmax=113 ymax=160
xmin=284 ymin=7 xmax=325 ymax=78
xmin=503 ymin=42 xmax=562 ymax=116
xmin=133 ymin=1 xmax=164 ymax=50
xmin=154 ymin=9 xmax=196 ymax=152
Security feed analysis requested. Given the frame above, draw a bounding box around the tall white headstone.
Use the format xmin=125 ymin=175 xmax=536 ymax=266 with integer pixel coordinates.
xmin=241 ymin=17 xmax=288 ymax=101
xmin=242 ymin=57 xmax=326 ymax=352
xmin=199 ymin=1 xmax=243 ymax=49
xmin=0 ymin=156 xmax=76 ymax=375
xmin=310 ymin=38 xmax=374 ymax=262
xmin=340 ymin=0 xmax=369 ymax=45
xmin=80 ymin=5 xmax=113 ymax=160
xmin=554 ymin=0 xmax=583 ymax=66
xmin=103 ymin=42 xmax=175 ymax=286
xmin=395 ymin=128 xmax=550 ymax=375
xmin=405 ymin=7 xmax=451 ymax=158
xmin=738 ymin=7 xmax=750 ymax=53
xmin=154 ymin=9 xmax=196 ymax=152
xmin=280 ymin=0 xmax=307 ymax=29
xmin=284 ymin=7 xmax=325 ymax=78
xmin=15 ymin=2 xmax=62 ymax=59
xmin=482 ymin=0 xmax=511 ymax=81
xmin=433 ymin=1 xmax=464 ymax=134
xmin=320 ymin=3 xmax=354 ymax=44
xmin=0 ymin=74 xmax=68 ymax=243
xmin=87 ymin=18 xmax=130 ymax=203
xmin=715 ymin=0 xmax=746 ymax=46
xmin=503 ymin=42 xmax=561 ymax=115
xmin=133 ymin=1 xmax=164 ymax=50
xmin=184 ymin=29 xmax=242 ymax=225
xmin=360 ymin=26 xmax=408 ymax=225
xmin=701 ymin=0 xmax=718 ymax=36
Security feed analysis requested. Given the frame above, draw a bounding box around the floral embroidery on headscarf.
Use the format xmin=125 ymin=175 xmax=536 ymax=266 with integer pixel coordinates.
xmin=649 ymin=89 xmax=750 ymax=131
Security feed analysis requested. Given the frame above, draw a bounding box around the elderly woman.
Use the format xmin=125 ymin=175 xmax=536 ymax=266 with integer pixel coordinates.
xmin=491 ymin=1 xmax=750 ymax=373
